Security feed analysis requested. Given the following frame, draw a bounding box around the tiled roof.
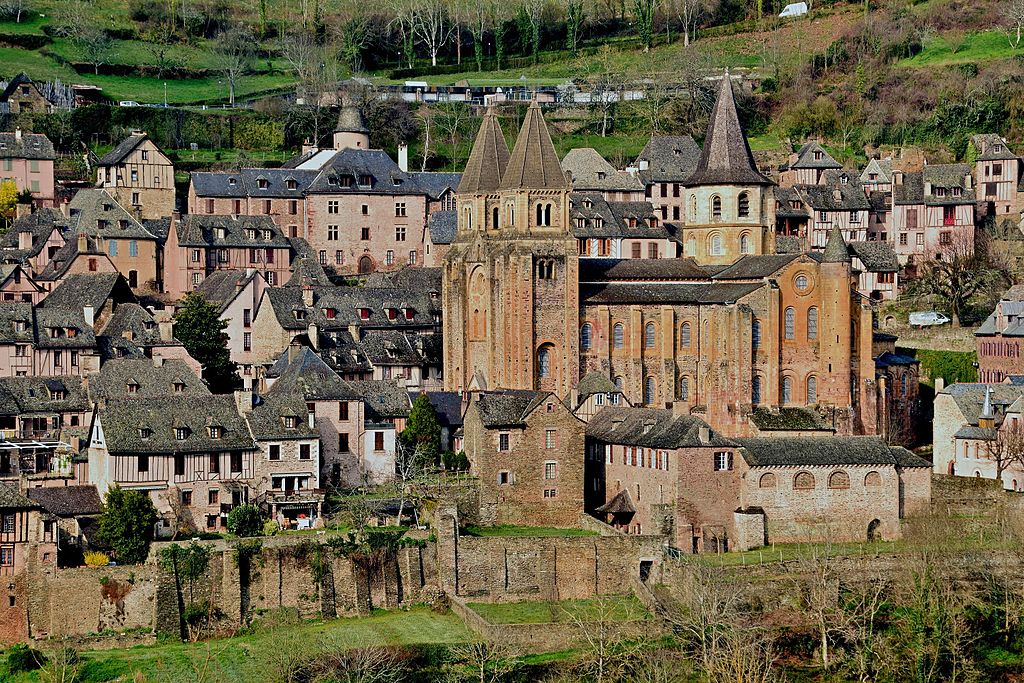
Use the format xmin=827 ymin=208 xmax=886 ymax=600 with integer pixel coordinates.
xmin=195 ymin=270 xmax=256 ymax=311
xmin=796 ymin=171 xmax=870 ymax=211
xmin=306 ymin=148 xmax=419 ymax=196
xmin=849 ymin=241 xmax=898 ymax=272
xmin=575 ymin=372 xmax=619 ymax=403
xmin=633 ymin=136 xmax=701 ymax=184
xmin=88 ymin=358 xmax=210 ymax=401
xmin=416 ymin=172 xmax=462 ymax=200
xmin=685 ymin=73 xmax=771 ymax=186
xmin=581 ymin=281 xmax=763 ymax=305
xmin=358 ymin=329 xmax=438 ymax=366
xmin=499 ymin=101 xmax=568 ymax=191
xmin=458 ymin=108 xmax=510 ymax=194
xmin=0 ymin=481 xmax=38 ymax=510
xmin=418 ymin=391 xmax=464 ymax=428
xmin=347 ymin=380 xmax=412 ymax=420
xmin=0 ymin=376 xmax=88 ymax=415
xmin=562 ymin=148 xmax=643 ymax=192
xmin=860 ymin=158 xmax=894 ymax=183
xmin=736 ymin=436 xmax=897 ymax=466
xmin=335 ymin=101 xmax=369 ymax=133
xmin=712 ymin=254 xmax=801 ymax=280
xmin=0 ymin=209 xmax=64 ymax=260
xmin=363 ymin=267 xmax=442 ymax=293
xmin=190 ymin=168 xmax=319 ymax=198
xmin=176 ymin=214 xmax=291 ymax=248
xmin=748 ymin=407 xmax=831 ymax=432
xmin=99 ymin=395 xmax=255 ymax=454
xmin=972 ymin=134 xmax=1017 ymax=161
xmin=941 ymin=383 xmax=1024 ymax=426
xmin=98 ymin=303 xmax=176 ymax=348
xmin=266 ymin=346 xmax=358 ymax=400
xmin=42 ymin=272 xmax=134 ymax=312
xmin=875 ymin=351 xmax=919 ymax=368
xmin=475 ymin=390 xmax=551 ymax=427
xmin=27 ymin=485 xmax=102 ymax=516
xmin=0 ymin=131 xmax=55 ymax=160
xmin=97 ymin=134 xmax=147 ymax=166
xmin=570 ymin=194 xmax=667 ymax=239
xmin=895 ymin=165 xmax=976 ymax=205
xmin=580 ymin=257 xmax=710 ymax=281
xmin=775 ymin=187 xmax=809 ymax=219
xmin=784 ymin=142 xmax=842 ymax=170
xmin=245 ymin=392 xmax=319 ymax=440
xmin=586 ymin=406 xmax=736 ymax=449
xmin=265 ymin=285 xmax=438 ymax=331
xmin=67 ymin=189 xmax=158 ymax=241
xmin=595 ymin=488 xmax=636 ymax=514
xmin=890 ymin=446 xmax=931 ymax=468
xmin=822 ymin=224 xmax=851 ymax=263
xmin=429 ymin=210 xmax=457 ymax=245
xmin=0 ymin=303 xmax=33 ymax=343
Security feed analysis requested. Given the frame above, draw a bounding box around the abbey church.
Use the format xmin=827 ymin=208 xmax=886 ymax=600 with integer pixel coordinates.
xmin=443 ymin=74 xmax=883 ymax=437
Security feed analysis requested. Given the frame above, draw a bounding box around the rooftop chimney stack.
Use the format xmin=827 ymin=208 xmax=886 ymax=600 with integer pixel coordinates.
xmin=398 ymin=144 xmax=409 ymax=172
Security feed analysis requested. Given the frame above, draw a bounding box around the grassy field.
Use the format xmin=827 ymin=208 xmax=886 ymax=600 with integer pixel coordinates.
xmin=900 ymin=30 xmax=1020 ymax=68
xmin=461 ymin=525 xmax=598 ymax=538
xmin=468 ymin=595 xmax=647 ymax=624
xmin=687 ymin=539 xmax=902 ymax=567
xmin=2 ymin=608 xmax=472 ymax=683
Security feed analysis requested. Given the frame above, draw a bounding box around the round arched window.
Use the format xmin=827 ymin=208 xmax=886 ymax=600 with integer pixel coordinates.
xmin=828 ymin=470 xmax=850 ymax=489
xmin=864 ymin=471 xmax=882 ymax=487
xmin=580 ymin=323 xmax=593 ymax=351
xmin=794 ymin=471 xmax=815 ymax=489
xmin=795 ymin=274 xmax=811 ymax=292
xmin=613 ymin=323 xmax=624 ymax=349
xmin=759 ymin=472 xmax=776 ymax=489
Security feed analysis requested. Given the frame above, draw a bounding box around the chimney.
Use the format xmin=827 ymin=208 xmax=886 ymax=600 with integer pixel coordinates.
xmin=698 ymin=425 xmax=710 ymax=444
xmin=302 ymin=284 xmax=314 ymax=307
xmin=924 ymin=182 xmax=931 ymax=195
xmin=398 ymin=143 xmax=409 ymax=172
xmin=307 ymin=322 xmax=319 ymax=349
xmin=348 ymin=323 xmax=360 ymax=340
xmin=152 ymin=355 xmax=164 ymax=367
xmin=158 ymin=318 xmax=173 ymax=342
xmin=70 ymin=435 xmax=80 ymax=453
xmin=15 ymin=202 xmax=31 ymax=220
xmin=964 ymin=174 xmax=972 ymax=190
xmin=287 ymin=344 xmax=301 ymax=364
xmin=14 ymin=129 xmax=22 ymax=140
xmin=234 ymin=389 xmax=254 ymax=415
xmin=893 ymin=170 xmax=903 ymax=186
xmin=18 ymin=231 xmax=32 ymax=250
xmin=638 ymin=160 xmax=649 ymax=171
xmin=82 ymin=305 xmax=95 ymax=328
xmin=935 ymin=377 xmax=945 ymax=392
xmin=77 ymin=233 xmax=87 ymax=252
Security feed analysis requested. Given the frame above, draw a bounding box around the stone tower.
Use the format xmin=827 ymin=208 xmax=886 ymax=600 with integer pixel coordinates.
xmin=333 ymin=97 xmax=370 ymax=150
xmin=819 ymin=223 xmax=855 ymax=408
xmin=681 ymin=71 xmax=776 ymax=266
xmin=443 ymin=102 xmax=580 ymax=395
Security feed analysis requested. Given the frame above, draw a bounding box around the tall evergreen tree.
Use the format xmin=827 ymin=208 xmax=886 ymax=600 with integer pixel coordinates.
xmin=173 ymin=292 xmax=240 ymax=393
xmin=400 ymin=393 xmax=442 ymax=468
xmin=97 ymin=486 xmax=158 ymax=564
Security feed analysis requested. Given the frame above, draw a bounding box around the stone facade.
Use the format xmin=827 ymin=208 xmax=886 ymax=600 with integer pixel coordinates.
xmin=96 ymin=134 xmax=176 ymax=220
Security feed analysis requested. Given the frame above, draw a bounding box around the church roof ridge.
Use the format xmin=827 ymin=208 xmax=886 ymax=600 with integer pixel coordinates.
xmin=458 ymin=107 xmax=511 ymax=194
xmin=499 ymin=100 xmax=569 ymax=191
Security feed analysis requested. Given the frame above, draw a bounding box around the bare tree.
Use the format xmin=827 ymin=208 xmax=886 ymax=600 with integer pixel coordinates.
xmin=212 ymin=27 xmax=255 ymax=107
xmin=661 ymin=560 xmax=743 ymax=673
xmin=1004 ymin=0 xmax=1024 ymax=49
xmin=908 ymin=230 xmax=1001 ymax=327
xmin=983 ymin=417 xmax=1024 ymax=483
xmin=0 ymin=0 xmax=30 ymax=23
xmin=564 ymin=0 xmax=585 ymax=56
xmin=577 ymin=46 xmax=621 ymax=137
xmin=702 ymin=627 xmax=778 ymax=683
xmin=674 ymin=0 xmax=713 ymax=46
xmin=312 ymin=643 xmax=407 ymax=683
xmin=562 ymin=596 xmax=645 ymax=683
xmin=432 ymin=101 xmax=472 ymax=171
xmin=335 ymin=0 xmax=373 ymax=72
xmin=837 ymin=564 xmax=890 ymax=683
xmin=449 ymin=638 xmax=521 ymax=683
xmin=411 ymin=0 xmax=458 ymax=67
xmin=37 ymin=644 xmax=79 ymax=683
xmin=791 ymin=538 xmax=850 ymax=670
xmin=521 ymin=0 xmax=545 ymax=64
xmin=73 ymin=26 xmax=115 ymax=75
xmin=389 ymin=0 xmax=418 ymax=68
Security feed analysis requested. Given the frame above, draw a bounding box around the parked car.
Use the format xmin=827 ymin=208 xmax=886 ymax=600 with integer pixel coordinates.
xmin=909 ymin=311 xmax=951 ymax=327
xmin=118 ymin=100 xmax=140 ymax=107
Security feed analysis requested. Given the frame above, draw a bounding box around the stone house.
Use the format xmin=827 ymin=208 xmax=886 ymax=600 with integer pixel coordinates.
xmin=975 ymin=285 xmax=1024 ymax=384
xmin=892 ymin=165 xmax=976 ymax=265
xmin=425 ymin=210 xmax=456 ymax=266
xmin=0 ymin=130 xmax=55 ymax=206
xmin=0 ymin=74 xmax=55 ymax=115
xmin=188 ymin=168 xmax=317 ymax=238
xmin=164 ymin=214 xmax=292 ymax=297
xmin=0 ymin=481 xmax=56 ymax=645
xmin=358 ymin=329 xmax=443 ymax=391
xmin=0 ymin=375 xmax=89 ymax=450
xmin=933 ymin=382 xmax=1024 ymax=490
xmin=970 ymin=134 xmax=1020 ymax=220
xmin=0 ymin=264 xmax=44 ymax=304
xmin=25 ymin=485 xmax=103 ymax=566
xmin=848 ymin=241 xmax=899 ymax=301
xmin=571 ymin=193 xmax=673 ymax=259
xmin=570 ymin=371 xmax=628 ymax=423
xmin=32 ymin=234 xmax=120 ymax=294
xmin=631 ymin=136 xmax=701 ymax=223
xmin=873 ymin=344 xmax=921 ymax=446
xmin=866 ymin=190 xmax=892 ymax=243
xmin=95 ymin=305 xmax=200 ymax=374
xmin=562 ymin=148 xmax=645 ymax=201
xmin=0 ymin=209 xmax=67 ymax=276
xmin=462 ymin=390 xmax=586 ymax=528
xmin=96 ymin=132 xmax=176 ymax=220
xmin=778 ymin=142 xmax=843 ymax=187
xmin=794 ymin=170 xmax=870 ymax=250
xmin=774 ymin=186 xmax=809 ymax=239
xmin=194 ymin=269 xmax=268 ymax=388
xmin=860 ymin=158 xmax=895 ymax=194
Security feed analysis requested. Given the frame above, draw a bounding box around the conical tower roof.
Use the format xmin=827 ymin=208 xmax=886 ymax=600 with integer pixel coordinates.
xmin=458 ymin=107 xmax=510 ymax=194
xmin=499 ymin=100 xmax=568 ymax=191
xmin=685 ymin=71 xmax=771 ymax=186
xmin=822 ymin=223 xmax=851 ymax=263
xmin=335 ymin=96 xmax=368 ymax=134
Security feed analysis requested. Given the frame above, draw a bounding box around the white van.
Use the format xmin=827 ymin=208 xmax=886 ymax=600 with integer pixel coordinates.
xmin=909 ymin=311 xmax=951 ymax=327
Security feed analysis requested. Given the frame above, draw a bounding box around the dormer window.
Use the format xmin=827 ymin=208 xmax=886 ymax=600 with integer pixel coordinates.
xmin=97 ymin=219 xmax=109 ymax=230
xmin=387 ymin=308 xmax=397 ymax=320
xmin=126 ymin=382 xmax=139 ymax=393
xmin=293 ymin=309 xmax=307 ymax=321
xmin=358 ymin=175 xmax=372 ymax=187
xmin=246 ymin=229 xmax=256 ymax=240
xmin=228 ymin=177 xmax=237 ymax=186
xmin=627 ymin=217 xmax=637 ymax=228
xmin=209 ymin=426 xmax=223 ymax=439
xmin=934 ymin=187 xmax=946 ymax=197
xmin=13 ymin=320 xmax=25 ymax=332
xmin=649 ymin=217 xmax=658 ymax=227
xmin=593 ymin=217 xmax=604 ymax=229
xmin=952 ymin=187 xmax=962 ymax=197
xmin=173 ymin=381 xmax=186 ymax=393
xmin=283 ymin=416 xmax=299 ymax=429
xmin=175 ymin=427 xmax=189 ymax=440
xmin=597 ymin=172 xmax=606 ymax=180
xmin=359 ymin=308 xmax=370 ymax=320
xmin=262 ymin=230 xmax=272 ymax=241
xmin=840 ymin=174 xmax=849 ymax=185
xmin=404 ymin=308 xmax=414 ymax=320
xmin=813 ymin=151 xmax=823 ymax=161
xmin=66 ymin=327 xmax=77 ymax=337
xmin=138 ymin=427 xmax=152 ymax=439
xmin=257 ymin=178 xmax=268 ymax=189
xmin=583 ymin=199 xmax=592 ymax=209
xmin=328 ymin=176 xmax=338 ymax=186
xmin=102 ymin=203 xmax=112 ymax=211
xmin=50 ymin=390 xmax=65 ymax=400
xmin=215 ymin=228 xmax=226 ymax=239
xmin=324 ymin=308 xmax=336 ymax=319
xmin=286 ymin=179 xmax=297 ymax=190
xmin=995 ymin=144 xmax=1004 ymax=152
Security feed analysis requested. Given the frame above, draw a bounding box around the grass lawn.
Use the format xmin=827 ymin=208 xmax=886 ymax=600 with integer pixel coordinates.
xmin=688 ymin=540 xmax=902 ymax=567
xmin=0 ymin=14 xmax=49 ymax=35
xmin=468 ymin=595 xmax=647 ymax=624
xmin=461 ymin=525 xmax=598 ymax=538
xmin=3 ymin=607 xmax=472 ymax=683
xmin=900 ymin=30 xmax=1019 ymax=68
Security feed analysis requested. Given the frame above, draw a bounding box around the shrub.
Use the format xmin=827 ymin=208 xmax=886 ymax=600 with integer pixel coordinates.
xmin=96 ymin=486 xmax=158 ymax=564
xmin=227 ymin=504 xmax=263 ymax=537
xmin=84 ymin=551 xmax=110 ymax=567
xmin=262 ymin=519 xmax=280 ymax=536
xmin=5 ymin=643 xmax=44 ymax=673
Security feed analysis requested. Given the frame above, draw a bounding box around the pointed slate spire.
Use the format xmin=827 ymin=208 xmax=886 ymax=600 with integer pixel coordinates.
xmin=685 ymin=70 xmax=771 ymax=186
xmin=499 ymin=100 xmax=568 ymax=191
xmin=335 ymin=95 xmax=368 ymax=134
xmin=822 ymin=223 xmax=851 ymax=263
xmin=458 ymin=107 xmax=510 ymax=194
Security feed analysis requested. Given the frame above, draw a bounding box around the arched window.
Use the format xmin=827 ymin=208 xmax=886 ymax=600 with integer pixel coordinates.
xmin=545 ymin=204 xmax=552 ymax=225
xmin=752 ymin=319 xmax=761 ymax=350
xmin=828 ymin=470 xmax=850 ymax=489
xmin=538 ymin=346 xmax=552 ymax=378
xmin=740 ymin=233 xmax=751 ymax=254
xmin=645 ymin=322 xmax=656 ymax=349
xmin=807 ymin=375 xmax=817 ymax=404
xmin=794 ymin=471 xmax=815 ymax=489
xmin=580 ymin=323 xmax=592 ymax=351
xmin=507 ymin=204 xmax=515 ymax=225
xmin=685 ymin=237 xmax=696 ymax=256
xmin=644 ymin=376 xmax=656 ymax=405
xmin=864 ymin=471 xmax=882 ymax=487
xmin=492 ymin=206 xmax=499 ymax=229
xmin=901 ymin=373 xmax=908 ymax=396
xmin=759 ymin=472 xmax=776 ymax=488
xmin=738 ymin=191 xmax=750 ymax=218
xmin=752 ymin=375 xmax=762 ymax=404
xmin=784 ymin=307 xmax=795 ymax=339
xmin=710 ymin=234 xmax=723 ymax=256
xmin=782 ymin=376 xmax=793 ymax=404
xmin=679 ymin=376 xmax=690 ymax=401
xmin=536 ymin=203 xmax=544 ymax=226
xmin=807 ymin=307 xmax=818 ymax=340
xmin=690 ymin=194 xmax=697 ymax=219
xmin=680 ymin=322 xmax=691 ymax=348
xmin=711 ymin=195 xmax=722 ymax=220
xmin=614 ymin=376 xmax=624 ymax=390
xmin=463 ymin=205 xmax=473 ymax=230
xmin=613 ymin=323 xmax=624 ymax=349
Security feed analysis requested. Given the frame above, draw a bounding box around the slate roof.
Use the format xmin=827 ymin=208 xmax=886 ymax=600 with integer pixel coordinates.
xmin=176 ymin=214 xmax=290 ymax=248
xmin=796 ymin=172 xmax=870 ymax=211
xmin=595 ymin=488 xmax=636 ymax=514
xmin=581 ymin=281 xmax=763 ymax=305
xmin=88 ymin=359 xmax=210 ymax=401
xmin=575 ymin=372 xmax=619 ymax=403
xmin=98 ymin=303 xmax=179 ymax=350
xmin=348 ymin=380 xmax=411 ymax=421
xmin=359 ymin=329 xmax=439 ymax=366
xmin=0 ymin=376 xmax=88 ymax=415
xmin=416 ymin=172 xmax=462 ymax=200
xmin=190 ymin=168 xmax=319 ymax=199
xmin=35 ymin=234 xmax=110 ymax=282
xmin=580 ymin=257 xmax=711 ymax=281
xmin=306 ymin=148 xmax=419 ymax=196
xmin=0 ymin=131 xmax=55 ymax=160
xmin=685 ymin=73 xmax=771 ymax=186
xmin=562 ymin=148 xmax=643 ymax=193
xmin=972 ymin=134 xmax=1017 ymax=162
xmin=363 ymin=267 xmax=442 ymax=293
xmin=97 ymin=134 xmax=147 ymax=166
xmin=712 ymin=254 xmax=801 ymax=280
xmin=195 ymin=270 xmax=256 ymax=311
xmin=0 ymin=481 xmax=38 ymax=509
xmin=849 ymin=241 xmax=898 ymax=272
xmin=429 ymin=210 xmax=457 ymax=245
xmin=265 ymin=285 xmax=438 ymax=331
xmin=67 ymin=189 xmax=158 ymax=241
xmin=587 ymin=407 xmax=736 ymax=449
xmin=782 ymin=142 xmax=842 ymax=171
xmin=941 ymin=384 xmax=1024 ymax=426
xmin=27 ymin=485 xmax=102 ymax=516
xmin=895 ymin=165 xmax=976 ymax=205
xmin=633 ymin=136 xmax=701 ymax=184
xmin=42 ymin=272 xmax=134 ymax=312
xmin=736 ymin=436 xmax=897 ymax=466
xmin=822 ymin=224 xmax=851 ymax=263
xmin=418 ymin=391 xmax=464 ymax=428
xmin=475 ymin=390 xmax=551 ymax=427
xmin=0 ymin=73 xmax=40 ymax=103
xmin=0 ymin=303 xmax=34 ymax=344
xmin=499 ymin=101 xmax=568 ymax=191
xmin=99 ymin=395 xmax=255 ymax=454
xmin=889 ymin=446 xmax=931 ymax=468
xmin=0 ymin=209 xmax=64 ymax=261
xmin=245 ymin=393 xmax=319 ymax=440
xmin=336 ymin=101 xmax=369 ymax=133
xmin=774 ymin=236 xmax=803 ymax=254
xmin=875 ymin=351 xmax=919 ymax=368
xmin=458 ymin=108 xmax=510 ymax=194
xmin=860 ymin=158 xmax=894 ymax=184
xmin=748 ymin=407 xmax=831 ymax=432
xmin=775 ymin=187 xmax=809 ymax=219
xmin=570 ymin=194 xmax=667 ymax=239
xmin=266 ymin=346 xmax=358 ymax=400
xmin=954 ymin=425 xmax=996 ymax=440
